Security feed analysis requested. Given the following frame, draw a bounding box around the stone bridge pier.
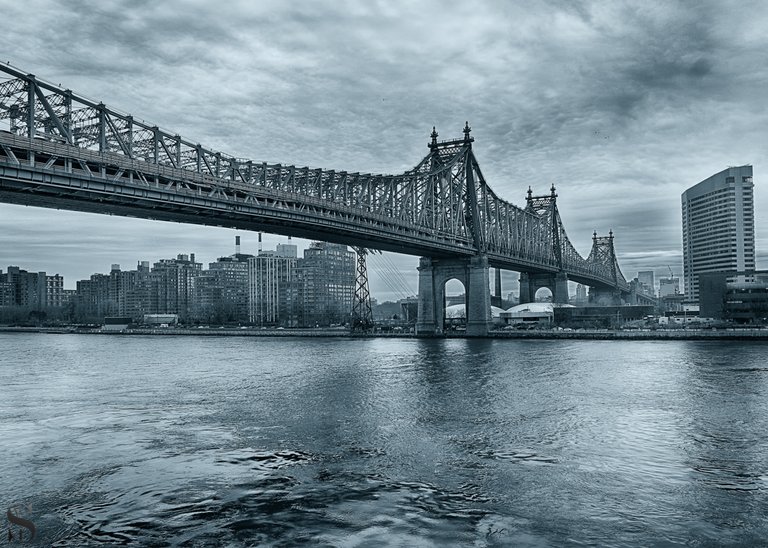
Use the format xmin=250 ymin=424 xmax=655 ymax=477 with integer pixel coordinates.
xmin=518 ymin=271 xmax=569 ymax=304
xmin=416 ymin=255 xmax=492 ymax=337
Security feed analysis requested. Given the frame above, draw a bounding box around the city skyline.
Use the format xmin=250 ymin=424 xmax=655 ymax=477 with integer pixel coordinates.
xmin=2 ymin=1 xmax=768 ymax=301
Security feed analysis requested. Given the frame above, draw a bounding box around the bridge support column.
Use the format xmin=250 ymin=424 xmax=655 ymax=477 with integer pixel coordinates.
xmin=415 ymin=255 xmax=492 ymax=337
xmin=554 ymin=272 xmax=569 ymax=305
xmin=518 ymin=272 xmax=534 ymax=304
xmin=465 ymin=255 xmax=492 ymax=337
xmin=519 ymin=271 xmax=568 ymax=304
xmin=416 ymin=257 xmax=438 ymax=336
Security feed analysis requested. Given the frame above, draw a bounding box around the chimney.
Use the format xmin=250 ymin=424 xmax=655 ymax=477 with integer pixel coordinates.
xmin=258 ymin=232 xmax=263 ymax=253
xmin=235 ymin=235 xmax=241 ymax=255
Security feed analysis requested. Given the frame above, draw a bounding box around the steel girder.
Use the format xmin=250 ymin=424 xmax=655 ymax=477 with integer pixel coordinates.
xmin=0 ymin=64 xmax=628 ymax=291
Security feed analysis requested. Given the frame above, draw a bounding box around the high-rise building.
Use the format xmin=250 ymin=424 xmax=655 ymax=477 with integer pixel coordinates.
xmin=682 ymin=165 xmax=755 ymax=302
xmin=150 ymin=254 xmax=202 ymax=319
xmin=637 ymin=271 xmax=655 ymax=296
xmin=248 ymin=244 xmax=297 ymax=325
xmin=76 ymin=273 xmax=111 ymax=319
xmin=45 ymin=274 xmax=64 ymax=307
xmin=108 ymin=262 xmax=152 ymax=320
xmin=0 ymin=269 xmax=14 ymax=307
xmin=574 ymin=283 xmax=588 ymax=303
xmin=1 ymin=266 xmax=49 ymax=309
xmin=292 ymin=242 xmax=355 ymax=327
xmin=195 ymin=251 xmax=254 ymax=323
xmin=659 ymin=277 xmax=680 ymax=298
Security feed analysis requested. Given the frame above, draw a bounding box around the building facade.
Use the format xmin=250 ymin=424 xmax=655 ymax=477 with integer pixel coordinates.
xmin=637 ymin=271 xmax=655 ymax=296
xmin=658 ymin=277 xmax=680 ymax=298
xmin=149 ymin=254 xmax=202 ymax=320
xmin=682 ymin=165 xmax=755 ymax=303
xmin=294 ymin=242 xmax=355 ymax=327
xmin=699 ymin=270 xmax=768 ymax=322
xmin=193 ymin=253 xmax=253 ymax=323
xmin=248 ymin=245 xmax=297 ymax=325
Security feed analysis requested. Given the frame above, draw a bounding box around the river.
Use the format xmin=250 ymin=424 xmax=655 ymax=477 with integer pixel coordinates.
xmin=1 ymin=333 xmax=767 ymax=546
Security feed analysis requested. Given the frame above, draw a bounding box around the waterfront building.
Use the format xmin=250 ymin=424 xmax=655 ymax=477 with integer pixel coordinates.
xmin=293 ymin=242 xmax=355 ymax=327
xmin=0 ymin=266 xmax=65 ymax=310
xmin=0 ymin=270 xmax=14 ymax=307
xmin=97 ymin=262 xmax=153 ymax=320
xmin=76 ymin=273 xmax=111 ymax=319
xmin=107 ymin=262 xmax=152 ymax=320
xmin=699 ymin=270 xmax=768 ymax=322
xmin=45 ymin=274 xmax=64 ymax=308
xmin=198 ymin=251 xmax=254 ymax=323
xmin=149 ymin=254 xmax=202 ymax=320
xmin=248 ymin=244 xmax=297 ymax=325
xmin=682 ymin=165 xmax=755 ymax=303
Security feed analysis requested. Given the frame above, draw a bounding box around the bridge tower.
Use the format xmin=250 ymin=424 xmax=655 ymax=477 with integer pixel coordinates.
xmin=518 ymin=185 xmax=570 ymax=305
xmin=351 ymin=247 xmax=374 ymax=332
xmin=416 ymin=123 xmax=492 ymax=337
xmin=587 ymin=231 xmax=624 ymax=305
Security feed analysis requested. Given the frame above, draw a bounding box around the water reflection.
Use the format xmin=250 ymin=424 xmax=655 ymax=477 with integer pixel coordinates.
xmin=1 ymin=334 xmax=767 ymax=545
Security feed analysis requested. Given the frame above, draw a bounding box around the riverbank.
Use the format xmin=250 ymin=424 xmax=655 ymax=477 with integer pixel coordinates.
xmin=2 ymin=326 xmax=768 ymax=340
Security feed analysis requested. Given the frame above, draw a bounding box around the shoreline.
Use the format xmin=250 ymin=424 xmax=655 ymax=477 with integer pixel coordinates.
xmin=2 ymin=326 xmax=768 ymax=340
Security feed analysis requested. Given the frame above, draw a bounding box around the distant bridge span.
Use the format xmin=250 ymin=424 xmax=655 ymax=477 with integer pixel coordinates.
xmin=0 ymin=64 xmax=641 ymax=335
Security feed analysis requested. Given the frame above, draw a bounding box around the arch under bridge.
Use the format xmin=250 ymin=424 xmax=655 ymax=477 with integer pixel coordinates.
xmin=0 ymin=64 xmax=648 ymax=336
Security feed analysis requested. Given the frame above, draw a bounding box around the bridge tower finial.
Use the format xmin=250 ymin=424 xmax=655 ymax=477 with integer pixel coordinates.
xmin=430 ymin=126 xmax=438 ymax=148
xmin=550 ymin=183 xmax=557 ymax=198
xmin=463 ymin=121 xmax=471 ymax=142
xmin=593 ymin=230 xmax=598 ymax=241
xmin=526 ymin=186 xmax=532 ymax=202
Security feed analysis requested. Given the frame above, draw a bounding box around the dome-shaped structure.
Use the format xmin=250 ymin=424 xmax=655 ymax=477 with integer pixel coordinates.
xmin=506 ymin=302 xmax=554 ymax=314
xmin=445 ymin=304 xmax=505 ymax=320
xmin=505 ymin=302 xmax=575 ymax=313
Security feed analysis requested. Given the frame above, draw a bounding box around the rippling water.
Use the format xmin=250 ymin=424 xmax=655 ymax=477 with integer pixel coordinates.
xmin=1 ymin=334 xmax=768 ymax=546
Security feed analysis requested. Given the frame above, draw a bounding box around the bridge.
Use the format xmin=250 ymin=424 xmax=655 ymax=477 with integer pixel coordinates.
xmin=0 ymin=63 xmax=647 ymax=336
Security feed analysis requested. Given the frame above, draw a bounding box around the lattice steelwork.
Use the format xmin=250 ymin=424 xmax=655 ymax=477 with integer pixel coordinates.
xmin=351 ymin=247 xmax=374 ymax=331
xmin=587 ymin=231 xmax=628 ymax=287
xmin=0 ymin=64 xmax=629 ymax=292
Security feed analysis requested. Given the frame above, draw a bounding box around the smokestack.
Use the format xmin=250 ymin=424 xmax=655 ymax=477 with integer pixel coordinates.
xmin=258 ymin=232 xmax=262 ymax=252
xmin=235 ymin=235 xmax=241 ymax=255
xmin=495 ymin=268 xmax=502 ymax=298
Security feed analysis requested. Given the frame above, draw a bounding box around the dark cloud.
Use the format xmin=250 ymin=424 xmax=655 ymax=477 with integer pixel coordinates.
xmin=1 ymin=0 xmax=768 ymax=299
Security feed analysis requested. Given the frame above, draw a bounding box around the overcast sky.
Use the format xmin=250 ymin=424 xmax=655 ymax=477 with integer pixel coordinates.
xmin=1 ymin=0 xmax=767 ymax=299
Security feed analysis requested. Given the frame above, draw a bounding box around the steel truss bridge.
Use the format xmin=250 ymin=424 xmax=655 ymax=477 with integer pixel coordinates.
xmin=0 ymin=64 xmax=639 ymax=334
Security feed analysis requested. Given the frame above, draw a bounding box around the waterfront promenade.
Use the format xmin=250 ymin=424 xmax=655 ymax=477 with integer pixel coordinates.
xmin=2 ymin=326 xmax=768 ymax=340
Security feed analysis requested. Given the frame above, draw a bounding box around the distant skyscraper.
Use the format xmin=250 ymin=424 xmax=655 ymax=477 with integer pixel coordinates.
xmin=659 ymin=277 xmax=679 ymax=298
xmin=575 ymin=283 xmax=587 ymax=302
xmin=682 ymin=165 xmax=755 ymax=302
xmin=637 ymin=271 xmax=655 ymax=295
